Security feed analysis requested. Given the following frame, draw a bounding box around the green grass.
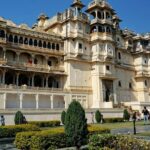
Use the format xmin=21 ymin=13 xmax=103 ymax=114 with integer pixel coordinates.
xmin=91 ymin=121 xmax=145 ymax=130
xmin=40 ymin=121 xmax=145 ymax=131
xmin=137 ymin=132 xmax=150 ymax=137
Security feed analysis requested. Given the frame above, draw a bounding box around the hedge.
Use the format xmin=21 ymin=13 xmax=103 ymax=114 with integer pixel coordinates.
xmin=103 ymin=118 xmax=124 ymax=123
xmin=28 ymin=120 xmax=61 ymax=127
xmin=15 ymin=125 xmax=110 ymax=150
xmin=89 ymin=134 xmax=150 ymax=150
xmin=0 ymin=124 xmax=40 ymax=138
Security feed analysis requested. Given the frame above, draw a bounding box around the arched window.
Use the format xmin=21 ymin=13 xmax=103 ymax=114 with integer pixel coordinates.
xmin=56 ymin=44 xmax=59 ymax=50
xmin=129 ymin=82 xmax=132 ymax=89
xmin=19 ymin=37 xmax=23 ymax=44
xmin=29 ymin=39 xmax=33 ymax=46
xmin=43 ymin=41 xmax=46 ymax=48
xmin=52 ymin=43 xmax=55 ymax=50
xmin=8 ymin=35 xmax=13 ymax=42
xmin=47 ymin=42 xmax=51 ymax=49
xmin=106 ymin=26 xmax=111 ymax=33
xmin=145 ymin=80 xmax=148 ymax=87
xmin=24 ymin=38 xmax=28 ymax=45
xmin=118 ymin=81 xmax=122 ymax=87
xmin=38 ymin=40 xmax=42 ymax=47
xmin=14 ymin=35 xmax=18 ymax=43
xmin=34 ymin=39 xmax=37 ymax=46
xmin=118 ymin=52 xmax=121 ymax=60
xmin=98 ymin=26 xmax=103 ymax=32
xmin=0 ymin=30 xmax=5 ymax=38
xmin=97 ymin=11 xmax=102 ymax=19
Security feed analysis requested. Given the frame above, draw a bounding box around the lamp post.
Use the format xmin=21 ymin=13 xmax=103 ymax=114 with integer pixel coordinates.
xmin=133 ymin=112 xmax=136 ymax=135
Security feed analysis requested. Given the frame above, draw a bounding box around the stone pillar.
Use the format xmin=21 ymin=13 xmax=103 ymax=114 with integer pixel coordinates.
xmin=32 ymin=74 xmax=35 ymax=87
xmin=36 ymin=94 xmax=39 ymax=109
xmin=64 ymin=95 xmax=68 ymax=109
xmin=95 ymin=10 xmax=98 ymax=19
xmin=31 ymin=55 xmax=35 ymax=65
xmin=46 ymin=76 xmax=49 ymax=88
xmin=3 ymin=93 xmax=6 ymax=109
xmin=51 ymin=95 xmax=54 ymax=109
xmin=16 ymin=73 xmax=19 ymax=86
xmin=3 ymin=50 xmax=6 ymax=60
xmin=113 ymin=81 xmax=117 ymax=104
xmin=16 ymin=52 xmax=20 ymax=62
xmin=2 ymin=70 xmax=6 ymax=84
xmin=20 ymin=94 xmax=23 ymax=109
xmin=42 ymin=78 xmax=45 ymax=87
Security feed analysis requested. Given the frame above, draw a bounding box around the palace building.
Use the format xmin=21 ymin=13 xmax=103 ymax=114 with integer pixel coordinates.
xmin=0 ymin=0 xmax=150 ymax=116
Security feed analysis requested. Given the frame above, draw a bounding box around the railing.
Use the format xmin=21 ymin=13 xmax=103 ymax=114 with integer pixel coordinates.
xmin=0 ymin=84 xmax=65 ymax=92
xmin=0 ymin=58 xmax=7 ymax=64
xmin=7 ymin=42 xmax=64 ymax=55
xmin=5 ymin=61 xmax=64 ymax=72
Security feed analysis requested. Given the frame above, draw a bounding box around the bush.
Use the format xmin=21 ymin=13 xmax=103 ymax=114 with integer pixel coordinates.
xmin=61 ymin=111 xmax=66 ymax=125
xmin=89 ymin=134 xmax=150 ymax=150
xmin=123 ymin=109 xmax=130 ymax=121
xmin=15 ymin=125 xmax=110 ymax=150
xmin=0 ymin=124 xmax=40 ymax=138
xmin=95 ymin=110 xmax=102 ymax=123
xmin=14 ymin=111 xmax=25 ymax=125
xmin=28 ymin=120 xmax=60 ymax=127
xmin=65 ymin=101 xmax=88 ymax=148
xmin=103 ymin=118 xmax=124 ymax=123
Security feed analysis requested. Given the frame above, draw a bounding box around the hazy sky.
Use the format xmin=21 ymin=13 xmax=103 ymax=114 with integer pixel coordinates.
xmin=0 ymin=0 xmax=149 ymax=33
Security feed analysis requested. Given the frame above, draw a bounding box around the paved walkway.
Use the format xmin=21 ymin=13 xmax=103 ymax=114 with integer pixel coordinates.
xmin=111 ymin=124 xmax=150 ymax=135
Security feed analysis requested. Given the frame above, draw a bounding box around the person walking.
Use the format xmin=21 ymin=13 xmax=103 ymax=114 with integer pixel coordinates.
xmin=0 ymin=115 xmax=5 ymax=126
xmin=142 ymin=106 xmax=149 ymax=125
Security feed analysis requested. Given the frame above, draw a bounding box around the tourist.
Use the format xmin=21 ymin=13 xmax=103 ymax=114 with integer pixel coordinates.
xmin=0 ymin=115 xmax=5 ymax=126
xmin=142 ymin=106 xmax=149 ymax=125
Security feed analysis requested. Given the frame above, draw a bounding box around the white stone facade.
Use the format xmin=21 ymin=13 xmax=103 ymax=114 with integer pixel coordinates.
xmin=0 ymin=0 xmax=150 ymax=113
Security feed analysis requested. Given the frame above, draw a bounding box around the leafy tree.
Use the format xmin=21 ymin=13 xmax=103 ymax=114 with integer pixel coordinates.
xmin=14 ymin=111 xmax=24 ymax=125
xmin=65 ymin=100 xmax=88 ymax=149
xmin=95 ymin=110 xmax=102 ymax=123
xmin=61 ymin=110 xmax=66 ymax=125
xmin=123 ymin=109 xmax=130 ymax=121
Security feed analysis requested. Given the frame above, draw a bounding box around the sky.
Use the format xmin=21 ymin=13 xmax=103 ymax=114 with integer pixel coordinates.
xmin=0 ymin=0 xmax=149 ymax=34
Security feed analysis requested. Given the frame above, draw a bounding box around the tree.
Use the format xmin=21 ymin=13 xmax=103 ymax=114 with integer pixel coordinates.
xmin=65 ymin=101 xmax=88 ymax=149
xmin=14 ymin=111 xmax=24 ymax=125
xmin=123 ymin=109 xmax=130 ymax=121
xmin=61 ymin=110 xmax=66 ymax=125
xmin=95 ymin=110 xmax=102 ymax=123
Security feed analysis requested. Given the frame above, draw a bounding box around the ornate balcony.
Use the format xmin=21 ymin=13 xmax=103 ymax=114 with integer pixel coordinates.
xmin=0 ymin=58 xmax=7 ymax=65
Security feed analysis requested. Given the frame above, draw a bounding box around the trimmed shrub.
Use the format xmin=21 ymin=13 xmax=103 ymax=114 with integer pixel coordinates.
xmin=0 ymin=124 xmax=40 ymax=138
xmin=95 ymin=110 xmax=102 ymax=123
xmin=14 ymin=111 xmax=24 ymax=125
xmin=123 ymin=109 xmax=130 ymax=121
xmin=89 ymin=134 xmax=150 ymax=150
xmin=61 ymin=111 xmax=66 ymax=125
xmin=15 ymin=125 xmax=110 ymax=150
xmin=28 ymin=120 xmax=60 ymax=127
xmin=65 ymin=101 xmax=88 ymax=148
xmin=104 ymin=118 xmax=124 ymax=123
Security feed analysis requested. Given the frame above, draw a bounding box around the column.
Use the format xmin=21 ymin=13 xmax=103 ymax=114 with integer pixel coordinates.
xmin=32 ymin=74 xmax=35 ymax=87
xmin=19 ymin=94 xmax=23 ymax=109
xmin=16 ymin=73 xmax=19 ymax=86
xmin=3 ymin=50 xmax=6 ymax=60
xmin=16 ymin=53 xmax=20 ymax=62
xmin=36 ymin=94 xmax=39 ymax=109
xmin=51 ymin=95 xmax=54 ymax=109
xmin=3 ymin=93 xmax=6 ymax=109
xmin=2 ymin=70 xmax=6 ymax=84
xmin=42 ymin=78 xmax=45 ymax=87
xmin=31 ymin=55 xmax=35 ymax=65
xmin=113 ymin=81 xmax=117 ymax=104
xmin=46 ymin=76 xmax=49 ymax=88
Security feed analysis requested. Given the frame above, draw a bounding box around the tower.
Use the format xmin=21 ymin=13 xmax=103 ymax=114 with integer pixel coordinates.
xmin=86 ymin=0 xmax=116 ymax=108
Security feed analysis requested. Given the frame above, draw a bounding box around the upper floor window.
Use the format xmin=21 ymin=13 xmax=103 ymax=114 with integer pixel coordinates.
xmin=118 ymin=81 xmax=122 ymax=87
xmin=129 ymin=82 xmax=132 ymax=89
xmin=79 ymin=43 xmax=82 ymax=49
xmin=145 ymin=80 xmax=148 ymax=87
xmin=106 ymin=65 xmax=110 ymax=71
